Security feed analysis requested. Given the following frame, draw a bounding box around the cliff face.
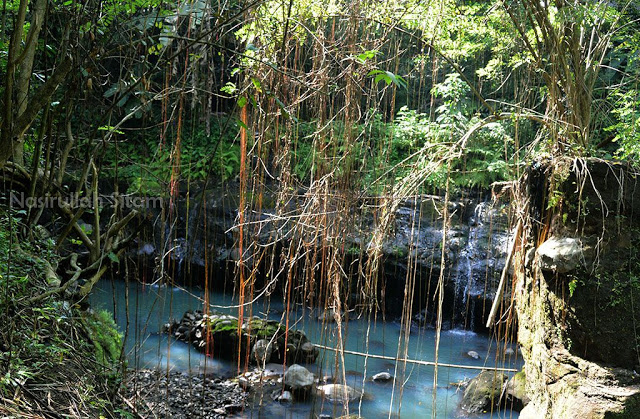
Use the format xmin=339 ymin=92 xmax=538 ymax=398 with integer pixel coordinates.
xmin=515 ymin=160 xmax=640 ymax=418
xmin=137 ymin=184 xmax=511 ymax=331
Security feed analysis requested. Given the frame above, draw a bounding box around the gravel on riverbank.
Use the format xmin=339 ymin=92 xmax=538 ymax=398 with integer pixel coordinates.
xmin=122 ymin=369 xmax=247 ymax=418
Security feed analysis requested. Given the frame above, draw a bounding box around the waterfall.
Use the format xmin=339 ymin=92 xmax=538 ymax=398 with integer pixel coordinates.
xmin=453 ymin=202 xmax=492 ymax=330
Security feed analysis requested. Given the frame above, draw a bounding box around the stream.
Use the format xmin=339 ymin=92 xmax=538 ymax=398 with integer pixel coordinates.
xmin=91 ymin=279 xmax=522 ymax=418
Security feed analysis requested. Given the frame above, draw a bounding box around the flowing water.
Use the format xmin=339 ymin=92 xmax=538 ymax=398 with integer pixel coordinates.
xmin=91 ymin=279 xmax=521 ymax=418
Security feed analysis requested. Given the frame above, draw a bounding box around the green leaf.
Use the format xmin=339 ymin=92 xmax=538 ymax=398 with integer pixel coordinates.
xmin=569 ymin=279 xmax=578 ymax=297
xmin=221 ymin=82 xmax=237 ymax=95
xmin=374 ymin=73 xmax=391 ymax=85
xmin=237 ymin=119 xmax=248 ymax=130
xmin=104 ymin=84 xmax=119 ymax=98
xmin=357 ymin=50 xmax=380 ymax=63
xmin=107 ymin=252 xmax=119 ymax=263
xmin=237 ymin=97 xmax=247 ymax=108
xmin=98 ymin=125 xmax=124 ymax=135
xmin=368 ymin=69 xmax=406 ymax=89
xmin=251 ymin=77 xmax=262 ymax=92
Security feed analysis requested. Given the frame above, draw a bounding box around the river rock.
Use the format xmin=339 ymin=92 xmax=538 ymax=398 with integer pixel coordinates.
xmin=317 ymin=384 xmax=361 ymax=403
xmin=318 ymin=308 xmax=339 ymax=322
xmin=459 ymin=370 xmax=507 ymax=414
xmin=372 ymin=372 xmax=393 ymax=382
xmin=252 ymin=339 xmax=274 ymax=364
xmin=271 ymin=390 xmax=293 ymax=404
xmin=301 ymin=341 xmax=319 ymax=362
xmin=537 ymin=237 xmax=583 ymax=273
xmin=164 ymin=311 xmax=318 ymax=364
xmin=503 ymin=370 xmax=529 ymax=411
xmin=467 ymin=350 xmax=480 ymax=360
xmin=284 ymin=364 xmax=314 ymax=397
xmin=263 ymin=363 xmax=286 ymax=378
xmin=322 ymin=375 xmax=337 ymax=384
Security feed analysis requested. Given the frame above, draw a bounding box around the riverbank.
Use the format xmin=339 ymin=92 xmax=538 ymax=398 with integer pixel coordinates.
xmin=0 ymin=208 xmax=124 ymax=417
xmin=91 ymin=278 xmax=523 ymax=418
xmin=121 ymin=369 xmax=246 ymax=418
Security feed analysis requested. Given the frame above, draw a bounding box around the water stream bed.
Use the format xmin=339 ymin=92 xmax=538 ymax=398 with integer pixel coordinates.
xmin=91 ymin=279 xmax=521 ymax=418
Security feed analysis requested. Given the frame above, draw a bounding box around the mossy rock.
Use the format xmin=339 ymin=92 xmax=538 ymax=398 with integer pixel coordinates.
xmin=504 ymin=370 xmax=529 ymax=411
xmin=459 ymin=370 xmax=507 ymax=414
xmin=166 ymin=310 xmax=318 ymax=365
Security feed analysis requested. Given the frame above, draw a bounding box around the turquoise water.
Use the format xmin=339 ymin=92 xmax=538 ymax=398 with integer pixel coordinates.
xmin=91 ymin=280 xmax=521 ymax=418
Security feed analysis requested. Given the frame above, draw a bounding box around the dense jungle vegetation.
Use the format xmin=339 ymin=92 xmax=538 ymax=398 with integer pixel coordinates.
xmin=1 ymin=0 xmax=640 ymax=417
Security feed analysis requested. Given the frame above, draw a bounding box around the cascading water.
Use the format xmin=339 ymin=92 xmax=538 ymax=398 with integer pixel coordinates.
xmin=144 ymin=190 xmax=512 ymax=332
xmin=451 ymin=201 xmax=510 ymax=331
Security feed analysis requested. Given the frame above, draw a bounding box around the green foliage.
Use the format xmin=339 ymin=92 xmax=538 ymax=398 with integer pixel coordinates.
xmin=432 ymin=73 xmax=472 ymax=123
xmin=568 ymin=278 xmax=579 ymax=298
xmin=608 ymin=274 xmax=640 ymax=309
xmin=82 ymin=309 xmax=123 ymax=366
xmin=394 ymin=107 xmax=432 ymax=151
xmin=0 ymin=210 xmax=123 ymax=412
xmin=606 ymin=89 xmax=640 ymax=162
xmin=368 ymin=69 xmax=407 ymax=89
xmin=387 ymin=73 xmax=512 ymax=191
xmin=0 ymin=211 xmax=57 ymax=284
xmin=186 ymin=123 xmax=241 ymax=181
xmin=105 ymin=116 xmax=241 ymax=194
xmin=292 ymin=138 xmax=315 ymax=181
xmin=280 ymin=75 xmax=512 ymax=192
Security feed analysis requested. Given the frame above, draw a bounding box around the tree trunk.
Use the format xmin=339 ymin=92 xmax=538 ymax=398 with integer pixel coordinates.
xmin=12 ymin=0 xmax=48 ymax=166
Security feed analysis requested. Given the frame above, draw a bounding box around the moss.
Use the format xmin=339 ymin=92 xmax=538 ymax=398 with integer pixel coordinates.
xmin=249 ymin=318 xmax=283 ymax=338
xmin=460 ymin=371 xmax=507 ymax=413
xmin=207 ymin=316 xmax=283 ymax=345
xmin=209 ymin=318 xmax=239 ymax=335
xmin=82 ymin=309 xmax=123 ymax=366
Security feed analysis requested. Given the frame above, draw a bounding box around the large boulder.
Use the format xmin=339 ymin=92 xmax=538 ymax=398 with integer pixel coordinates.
xmin=460 ymin=370 xmax=507 ymax=414
xmin=516 ymin=162 xmax=640 ymax=418
xmin=537 ymin=237 xmax=583 ymax=273
xmin=163 ymin=311 xmax=317 ymax=364
xmin=284 ymin=364 xmax=314 ymax=397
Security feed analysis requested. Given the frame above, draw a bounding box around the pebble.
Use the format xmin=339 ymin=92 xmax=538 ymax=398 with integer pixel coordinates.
xmin=122 ymin=369 xmax=246 ymax=418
